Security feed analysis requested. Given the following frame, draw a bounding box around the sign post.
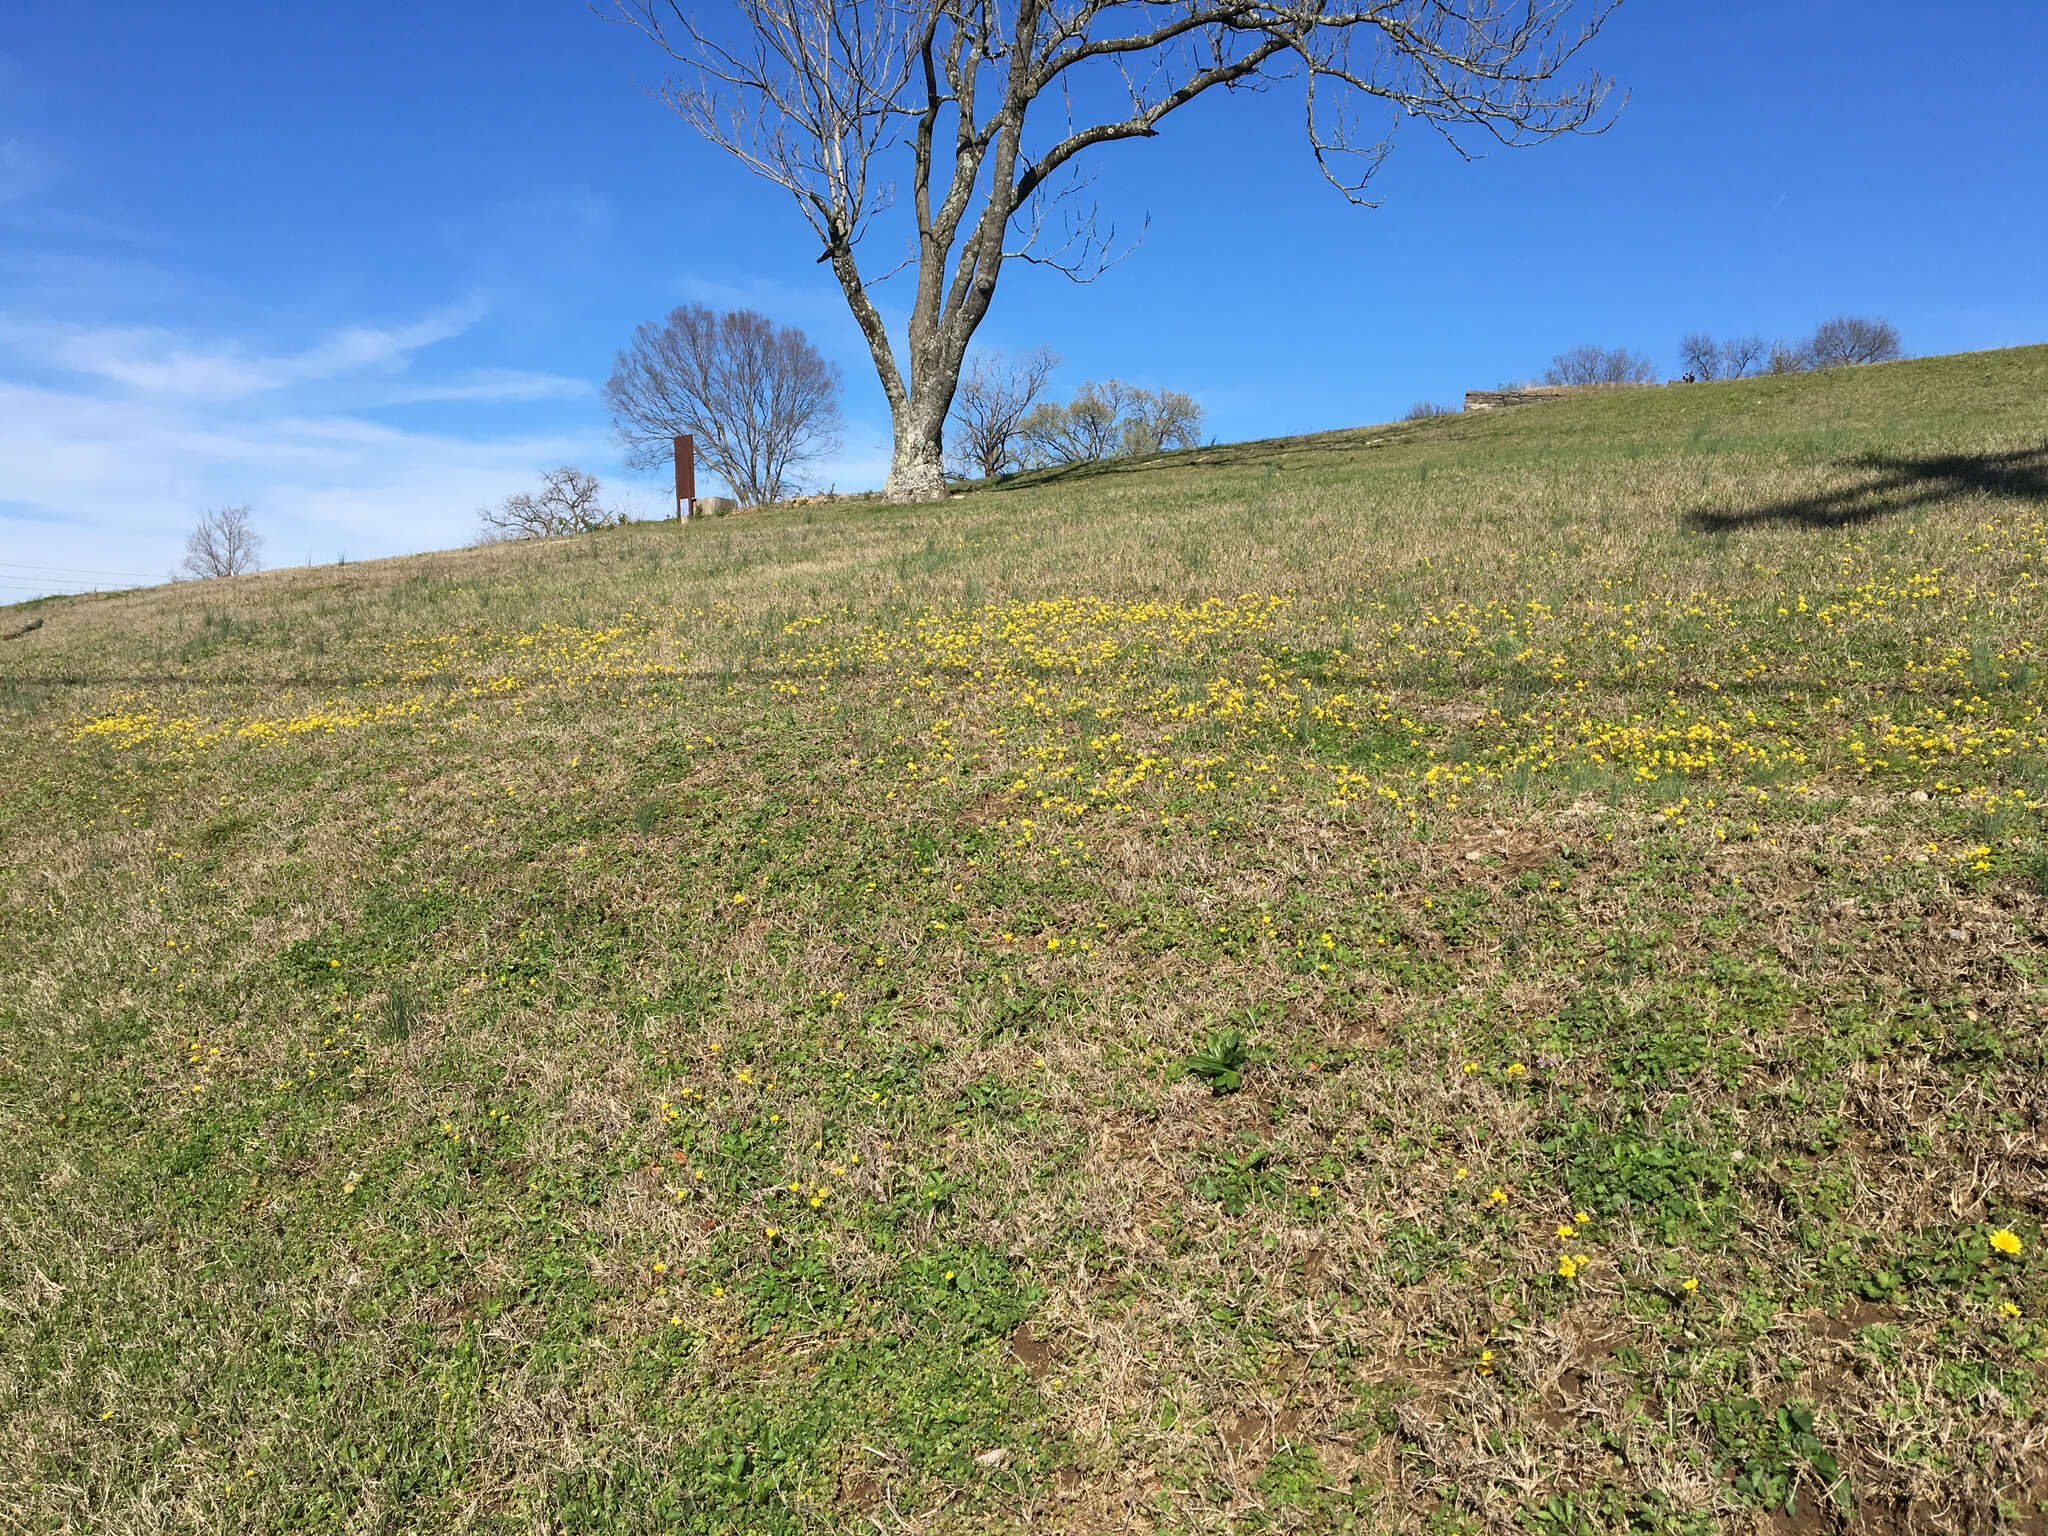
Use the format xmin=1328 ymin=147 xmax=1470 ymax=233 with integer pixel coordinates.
xmin=673 ymin=434 xmax=695 ymax=521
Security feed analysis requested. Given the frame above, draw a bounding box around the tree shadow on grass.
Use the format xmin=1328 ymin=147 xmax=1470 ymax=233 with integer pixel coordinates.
xmin=1686 ymin=441 xmax=2048 ymax=532
xmin=967 ymin=417 xmax=1469 ymax=495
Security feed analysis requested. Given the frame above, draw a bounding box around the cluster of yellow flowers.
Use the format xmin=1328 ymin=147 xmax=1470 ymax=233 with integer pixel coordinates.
xmin=72 ymin=517 xmax=2047 ymax=839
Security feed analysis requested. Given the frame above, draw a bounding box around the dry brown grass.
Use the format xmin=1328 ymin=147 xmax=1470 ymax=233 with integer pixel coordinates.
xmin=2 ymin=346 xmax=2046 ymax=1534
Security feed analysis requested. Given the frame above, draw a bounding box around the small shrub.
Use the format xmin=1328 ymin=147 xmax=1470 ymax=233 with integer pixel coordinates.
xmin=479 ymin=467 xmax=621 ymax=542
xmin=1185 ymin=1027 xmax=1250 ymax=1093
xmin=1194 ymin=1142 xmax=1282 ymax=1214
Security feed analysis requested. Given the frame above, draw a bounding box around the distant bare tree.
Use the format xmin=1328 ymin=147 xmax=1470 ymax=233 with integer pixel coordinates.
xmin=181 ymin=505 xmax=263 ymax=578
xmin=1679 ymin=332 xmax=1721 ymax=381
xmin=1806 ymin=315 xmax=1902 ymax=368
xmin=1019 ymin=380 xmax=1130 ymax=466
xmin=948 ymin=347 xmax=1061 ymax=479
xmin=1766 ymin=338 xmax=1811 ymax=375
xmin=1405 ymin=401 xmax=1457 ymax=419
xmin=1018 ymin=379 xmax=1203 ymax=466
xmin=1719 ymin=335 xmax=1766 ymax=378
xmin=1120 ymin=388 xmax=1205 ymax=455
xmin=478 ymin=467 xmax=619 ymax=541
xmin=1544 ymin=344 xmax=1658 ymax=386
xmin=605 ymin=304 xmax=843 ymax=506
xmin=608 ymin=0 xmax=1622 ymax=501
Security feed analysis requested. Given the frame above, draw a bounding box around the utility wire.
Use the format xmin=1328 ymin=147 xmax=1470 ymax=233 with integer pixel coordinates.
xmin=0 ymin=560 xmax=157 ymax=579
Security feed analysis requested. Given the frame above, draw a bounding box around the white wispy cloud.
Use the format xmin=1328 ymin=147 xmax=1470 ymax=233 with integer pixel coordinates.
xmin=0 ymin=376 xmax=603 ymax=585
xmin=377 ymin=368 xmax=593 ymax=405
xmin=0 ymin=298 xmax=490 ymax=402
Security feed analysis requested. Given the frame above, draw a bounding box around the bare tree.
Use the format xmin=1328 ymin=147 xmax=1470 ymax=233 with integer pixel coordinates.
xmin=1679 ymin=332 xmax=1721 ymax=381
xmin=181 ymin=505 xmax=263 ymax=578
xmin=1806 ymin=315 xmax=1901 ymax=369
xmin=1017 ymin=379 xmax=1199 ymax=465
xmin=1019 ymin=379 xmax=1129 ymax=465
xmin=608 ymin=1 xmax=1621 ymax=501
xmin=948 ymin=346 xmax=1061 ymax=478
xmin=605 ymin=305 xmax=844 ymax=506
xmin=1719 ymin=335 xmax=1765 ymax=378
xmin=1120 ymin=387 xmax=1205 ymax=455
xmin=478 ymin=467 xmax=619 ymax=542
xmin=1765 ymin=338 xmax=1811 ymax=375
xmin=1544 ymin=344 xmax=1657 ymax=386
xmin=1404 ymin=400 xmax=1456 ymax=419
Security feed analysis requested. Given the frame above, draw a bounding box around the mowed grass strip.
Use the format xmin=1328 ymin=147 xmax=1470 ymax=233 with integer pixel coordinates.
xmin=2 ymin=346 xmax=2046 ymax=1533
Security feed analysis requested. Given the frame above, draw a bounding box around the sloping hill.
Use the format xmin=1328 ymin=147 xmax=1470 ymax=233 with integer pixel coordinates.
xmin=3 ymin=346 xmax=2046 ymax=1532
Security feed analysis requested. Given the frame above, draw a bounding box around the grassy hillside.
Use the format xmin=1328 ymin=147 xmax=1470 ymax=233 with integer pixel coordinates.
xmin=3 ymin=346 xmax=2046 ymax=1535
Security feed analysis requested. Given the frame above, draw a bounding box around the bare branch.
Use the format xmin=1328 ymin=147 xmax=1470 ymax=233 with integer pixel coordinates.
xmin=1720 ymin=335 xmax=1766 ymax=379
xmin=1544 ymin=344 xmax=1657 ymax=386
xmin=610 ymin=0 xmax=1625 ymax=501
xmin=1002 ymin=164 xmax=1145 ymax=282
xmin=1807 ymin=315 xmax=1902 ymax=368
xmin=605 ymin=304 xmax=844 ymax=506
xmin=478 ymin=467 xmax=619 ymax=542
xmin=182 ymin=505 xmax=263 ymax=579
xmin=1018 ymin=377 xmax=1205 ymax=466
xmin=948 ymin=346 xmax=1061 ymax=477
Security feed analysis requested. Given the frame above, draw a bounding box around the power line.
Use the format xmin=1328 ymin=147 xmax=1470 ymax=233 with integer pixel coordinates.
xmin=0 ymin=560 xmax=157 ymax=579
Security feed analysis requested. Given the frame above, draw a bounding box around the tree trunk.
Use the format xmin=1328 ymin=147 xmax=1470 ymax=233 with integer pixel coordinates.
xmin=882 ymin=348 xmax=960 ymax=503
xmin=884 ymin=435 xmax=949 ymax=502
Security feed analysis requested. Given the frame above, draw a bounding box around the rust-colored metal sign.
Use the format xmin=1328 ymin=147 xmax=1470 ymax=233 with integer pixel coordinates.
xmin=673 ymin=434 xmax=695 ymax=520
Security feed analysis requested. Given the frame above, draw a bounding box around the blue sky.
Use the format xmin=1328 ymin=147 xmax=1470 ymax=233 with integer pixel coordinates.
xmin=3 ymin=1 xmax=2044 ymax=598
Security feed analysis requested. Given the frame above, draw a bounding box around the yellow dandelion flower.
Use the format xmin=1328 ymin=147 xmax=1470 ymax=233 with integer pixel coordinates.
xmin=1990 ymin=1228 xmax=2024 ymax=1255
